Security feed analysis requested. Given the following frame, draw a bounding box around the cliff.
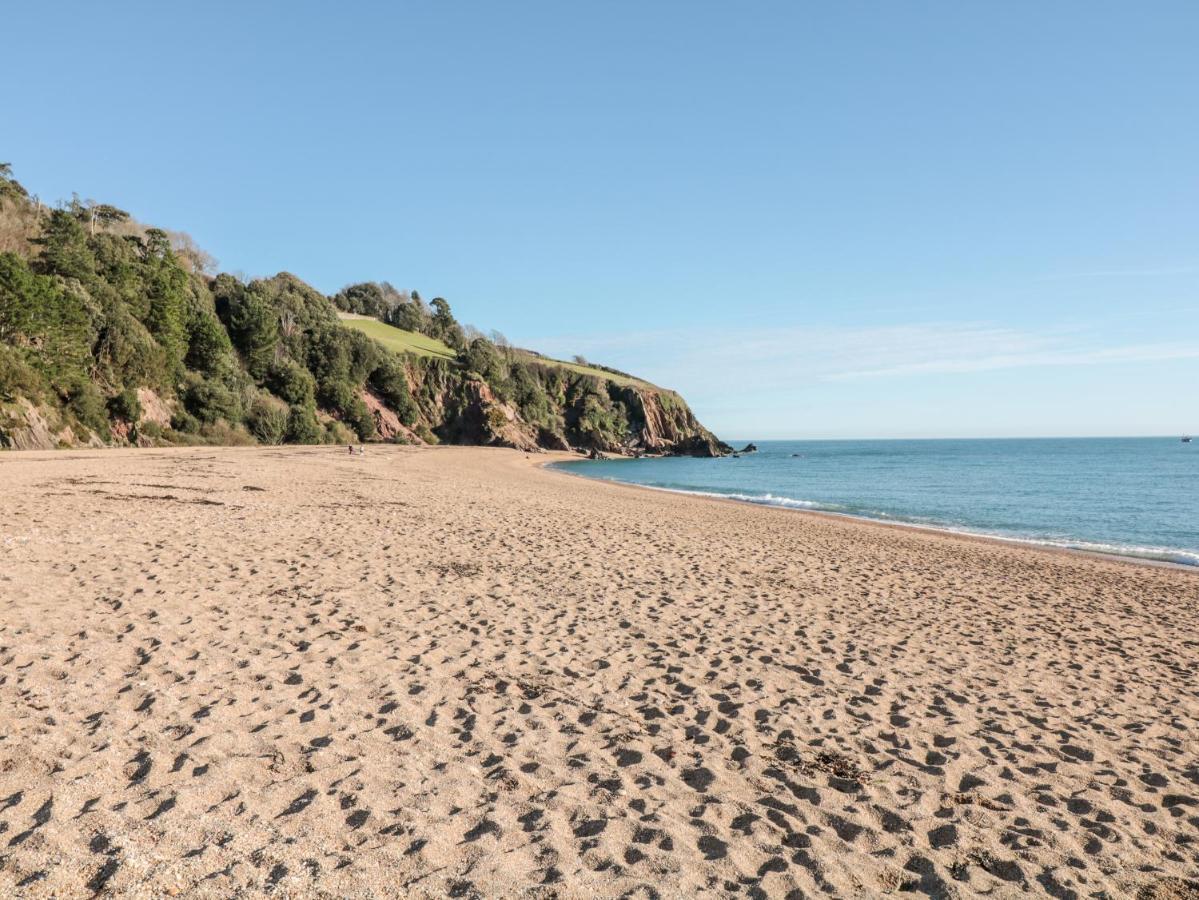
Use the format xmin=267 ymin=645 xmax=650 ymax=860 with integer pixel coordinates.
xmin=0 ymin=164 xmax=727 ymax=456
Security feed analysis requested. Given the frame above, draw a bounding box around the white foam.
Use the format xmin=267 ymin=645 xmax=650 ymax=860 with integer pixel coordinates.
xmin=554 ymin=466 xmax=1199 ymax=568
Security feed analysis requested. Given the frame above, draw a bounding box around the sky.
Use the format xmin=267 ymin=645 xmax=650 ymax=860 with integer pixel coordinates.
xmin=4 ymin=1 xmax=1197 ymax=439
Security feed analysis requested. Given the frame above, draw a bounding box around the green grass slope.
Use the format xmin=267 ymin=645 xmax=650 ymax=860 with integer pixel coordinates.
xmin=337 ymin=314 xmax=457 ymax=360
xmin=518 ymin=353 xmax=660 ymax=390
xmin=339 ymin=313 xmax=662 ymax=390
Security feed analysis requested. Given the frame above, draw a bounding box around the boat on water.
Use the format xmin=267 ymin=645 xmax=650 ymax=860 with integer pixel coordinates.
xmin=1184 ymin=436 xmax=1193 ymax=443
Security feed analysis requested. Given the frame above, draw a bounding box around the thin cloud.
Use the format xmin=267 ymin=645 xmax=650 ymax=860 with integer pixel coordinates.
xmin=526 ymin=322 xmax=1199 ymax=392
xmin=828 ymin=341 xmax=1199 ymax=380
xmin=1041 ymin=264 xmax=1199 ymax=280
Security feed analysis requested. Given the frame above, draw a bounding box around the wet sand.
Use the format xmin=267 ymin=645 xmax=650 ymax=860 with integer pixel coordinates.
xmin=0 ymin=444 xmax=1196 ymax=898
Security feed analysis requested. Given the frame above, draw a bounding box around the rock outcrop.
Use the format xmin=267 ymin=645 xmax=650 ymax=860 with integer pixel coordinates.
xmin=592 ymin=386 xmax=731 ymax=457
xmin=136 ymin=388 xmax=173 ymax=430
xmin=395 ymin=358 xmax=725 ymax=457
xmin=0 ymin=399 xmax=103 ymax=451
xmin=361 ymin=389 xmax=425 ymax=445
xmin=447 ymin=380 xmax=541 ymax=453
xmin=667 ymin=433 xmax=732 ymax=458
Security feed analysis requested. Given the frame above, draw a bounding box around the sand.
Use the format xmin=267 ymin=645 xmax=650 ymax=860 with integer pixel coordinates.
xmin=0 ymin=444 xmax=1196 ymax=899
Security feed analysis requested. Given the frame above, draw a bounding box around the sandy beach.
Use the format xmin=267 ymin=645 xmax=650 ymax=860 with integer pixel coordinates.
xmin=0 ymin=444 xmax=1196 ymax=898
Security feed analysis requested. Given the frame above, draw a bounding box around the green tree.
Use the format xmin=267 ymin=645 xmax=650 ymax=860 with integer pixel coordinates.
xmin=266 ymin=358 xmax=316 ymax=406
xmin=185 ymin=307 xmax=233 ymax=375
xmin=0 ymin=252 xmax=91 ymax=386
xmin=108 ymin=387 xmax=142 ymax=422
xmin=142 ymin=229 xmax=190 ymax=373
xmin=285 ymin=403 xmax=322 ymax=443
xmin=33 ymin=209 xmax=94 ymax=281
xmin=218 ymin=280 xmax=278 ymax=378
xmin=183 ymin=373 xmax=241 ymax=424
xmin=368 ymin=354 xmax=418 ymax=425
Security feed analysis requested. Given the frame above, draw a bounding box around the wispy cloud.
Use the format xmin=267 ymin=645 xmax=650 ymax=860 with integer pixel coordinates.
xmin=1040 ymin=264 xmax=1199 ymax=280
xmin=828 ymin=340 xmax=1199 ymax=380
xmin=525 ymin=322 xmax=1199 ymax=394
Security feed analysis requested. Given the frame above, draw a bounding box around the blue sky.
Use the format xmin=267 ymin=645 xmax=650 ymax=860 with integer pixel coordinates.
xmin=4 ymin=1 xmax=1197 ymax=438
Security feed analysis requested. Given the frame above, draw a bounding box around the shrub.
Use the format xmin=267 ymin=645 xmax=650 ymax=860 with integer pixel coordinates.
xmin=0 ymin=345 xmax=44 ymax=402
xmin=324 ymin=419 xmax=356 ymax=445
xmin=285 ymin=404 xmax=321 ymax=444
xmin=198 ymin=420 xmax=255 ymax=446
xmin=369 ymin=356 xmax=418 ymax=425
xmin=344 ymin=396 xmax=375 ymax=441
xmin=183 ymin=374 xmax=241 ymax=424
xmin=317 ymin=377 xmax=375 ymax=441
xmin=345 ymin=327 xmax=380 ymax=384
xmin=64 ymin=378 xmax=109 ymax=435
xmin=486 ymin=405 xmax=509 ymax=433
xmin=170 ymin=409 xmax=200 ymax=434
xmin=318 ymin=377 xmax=355 ymax=412
xmin=266 ymin=358 xmax=315 ymax=406
xmin=247 ymin=394 xmax=289 ymax=445
xmin=108 ymin=387 xmax=142 ymax=422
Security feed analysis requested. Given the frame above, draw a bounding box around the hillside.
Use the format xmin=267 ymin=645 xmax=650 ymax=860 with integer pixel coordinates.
xmin=0 ymin=163 xmax=729 ymax=456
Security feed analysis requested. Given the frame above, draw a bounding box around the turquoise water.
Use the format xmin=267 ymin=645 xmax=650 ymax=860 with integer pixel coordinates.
xmin=554 ymin=438 xmax=1199 ymax=566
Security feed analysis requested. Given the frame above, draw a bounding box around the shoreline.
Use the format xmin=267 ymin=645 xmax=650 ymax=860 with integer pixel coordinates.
xmin=542 ymin=455 xmax=1199 ymax=574
xmin=2 ymin=441 xmax=1192 ymax=573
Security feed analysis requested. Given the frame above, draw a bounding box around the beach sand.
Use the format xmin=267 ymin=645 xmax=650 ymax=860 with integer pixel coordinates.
xmin=0 ymin=444 xmax=1196 ymax=898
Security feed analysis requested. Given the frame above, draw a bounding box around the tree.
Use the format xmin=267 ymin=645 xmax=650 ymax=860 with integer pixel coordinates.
xmin=168 ymin=231 xmax=217 ymax=274
xmin=462 ymin=337 xmax=505 ymax=385
xmin=89 ymin=204 xmax=130 ymax=235
xmin=33 ymin=209 xmax=94 ymax=280
xmin=0 ymin=252 xmax=90 ymax=385
xmin=0 ymin=163 xmax=29 ymax=201
xmin=266 ymin=358 xmax=315 ymax=406
xmin=185 ymin=307 xmax=233 ymax=375
xmin=388 ymin=299 xmax=427 ymax=333
xmin=368 ymin=354 xmax=418 ymax=425
xmin=218 ymin=281 xmax=278 ymax=378
xmin=142 ymin=229 xmax=190 ymax=372
xmin=430 ymin=297 xmax=466 ymax=350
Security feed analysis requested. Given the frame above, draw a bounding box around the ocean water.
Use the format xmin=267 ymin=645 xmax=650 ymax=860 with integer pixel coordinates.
xmin=554 ymin=438 xmax=1199 ymax=566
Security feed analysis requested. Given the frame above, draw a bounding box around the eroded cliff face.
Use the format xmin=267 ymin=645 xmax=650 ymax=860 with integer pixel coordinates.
xmin=393 ymin=358 xmax=729 ymax=457
xmin=3 ymin=360 xmax=725 ymax=457
xmin=0 ymin=398 xmax=106 ymax=451
xmin=620 ymin=387 xmax=731 ymax=457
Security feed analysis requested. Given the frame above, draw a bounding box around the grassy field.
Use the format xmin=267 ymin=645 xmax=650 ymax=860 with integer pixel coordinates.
xmin=339 ymin=313 xmax=665 ymax=390
xmin=515 ymin=352 xmax=658 ymax=389
xmin=337 ymin=314 xmax=457 ymax=360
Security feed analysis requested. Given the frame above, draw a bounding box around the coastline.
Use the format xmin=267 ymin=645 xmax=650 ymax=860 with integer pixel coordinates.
xmin=545 ymin=456 xmax=1199 ymax=574
xmin=1 ymin=444 xmax=1196 ymax=897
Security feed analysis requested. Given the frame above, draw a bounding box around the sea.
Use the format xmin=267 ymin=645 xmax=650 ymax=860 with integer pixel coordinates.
xmin=553 ymin=437 xmax=1199 ymax=567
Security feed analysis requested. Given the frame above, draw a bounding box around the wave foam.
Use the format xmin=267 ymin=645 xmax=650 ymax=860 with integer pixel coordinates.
xmin=554 ymin=467 xmax=1199 ymax=568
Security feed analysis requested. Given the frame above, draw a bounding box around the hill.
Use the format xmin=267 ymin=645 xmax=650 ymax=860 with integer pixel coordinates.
xmin=0 ymin=163 xmax=729 ymax=456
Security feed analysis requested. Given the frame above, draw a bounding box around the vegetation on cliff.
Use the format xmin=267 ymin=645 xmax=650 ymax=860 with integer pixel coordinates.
xmin=0 ymin=163 xmax=728 ymax=455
